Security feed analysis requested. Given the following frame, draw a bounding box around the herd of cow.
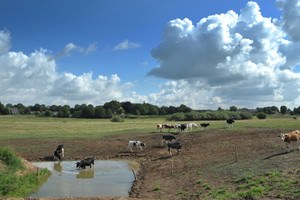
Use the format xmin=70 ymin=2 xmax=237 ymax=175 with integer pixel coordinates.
xmin=52 ymin=118 xmax=300 ymax=170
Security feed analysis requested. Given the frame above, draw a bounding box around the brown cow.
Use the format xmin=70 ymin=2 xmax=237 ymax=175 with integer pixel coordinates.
xmin=280 ymin=130 xmax=300 ymax=152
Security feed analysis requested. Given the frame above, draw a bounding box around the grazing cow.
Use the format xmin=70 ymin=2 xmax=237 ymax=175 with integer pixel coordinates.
xmin=76 ymin=157 xmax=95 ymax=169
xmin=226 ymin=119 xmax=235 ymax=127
xmin=53 ymin=144 xmax=64 ymax=161
xmin=186 ymin=123 xmax=198 ymax=131
xmin=163 ymin=124 xmax=175 ymax=132
xmin=157 ymin=124 xmax=163 ymax=132
xmin=280 ymin=130 xmax=300 ymax=152
xmin=162 ymin=135 xmax=176 ymax=145
xmin=178 ymin=124 xmax=187 ymax=132
xmin=200 ymin=123 xmax=210 ymax=129
xmin=167 ymin=142 xmax=182 ymax=156
xmin=127 ymin=140 xmax=145 ymax=152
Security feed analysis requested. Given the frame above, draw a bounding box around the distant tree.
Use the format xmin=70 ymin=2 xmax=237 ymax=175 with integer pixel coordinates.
xmin=94 ymin=106 xmax=106 ymax=118
xmin=280 ymin=105 xmax=288 ymax=114
xmin=159 ymin=106 xmax=168 ymax=115
xmin=0 ymin=102 xmax=9 ymax=115
xmin=293 ymin=106 xmax=300 ymax=115
xmin=167 ymin=106 xmax=177 ymax=114
xmin=121 ymin=101 xmax=134 ymax=114
xmin=57 ymin=105 xmax=71 ymax=118
xmin=148 ymin=105 xmax=159 ymax=115
xmin=177 ymin=104 xmax=192 ymax=113
xmin=104 ymin=100 xmax=121 ymax=114
xmin=229 ymin=106 xmax=238 ymax=112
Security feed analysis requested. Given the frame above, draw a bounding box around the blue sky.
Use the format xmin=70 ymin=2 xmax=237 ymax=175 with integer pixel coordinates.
xmin=0 ymin=0 xmax=300 ymax=109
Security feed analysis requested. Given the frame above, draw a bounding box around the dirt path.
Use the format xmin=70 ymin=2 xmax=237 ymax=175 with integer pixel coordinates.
xmin=1 ymin=128 xmax=299 ymax=200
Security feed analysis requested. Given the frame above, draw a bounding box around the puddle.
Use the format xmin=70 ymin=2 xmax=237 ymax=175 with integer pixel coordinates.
xmin=30 ymin=160 xmax=136 ymax=198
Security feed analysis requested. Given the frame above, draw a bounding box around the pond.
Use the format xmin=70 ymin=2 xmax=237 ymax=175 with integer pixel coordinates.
xmin=30 ymin=160 xmax=136 ymax=198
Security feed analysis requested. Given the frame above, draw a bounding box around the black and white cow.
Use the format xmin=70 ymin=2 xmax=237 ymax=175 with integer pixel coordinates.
xmin=167 ymin=142 xmax=182 ymax=156
xmin=178 ymin=124 xmax=187 ymax=132
xmin=127 ymin=140 xmax=145 ymax=152
xmin=53 ymin=144 xmax=64 ymax=161
xmin=76 ymin=157 xmax=95 ymax=169
xmin=226 ymin=118 xmax=235 ymax=127
xmin=200 ymin=123 xmax=210 ymax=129
xmin=162 ymin=135 xmax=176 ymax=145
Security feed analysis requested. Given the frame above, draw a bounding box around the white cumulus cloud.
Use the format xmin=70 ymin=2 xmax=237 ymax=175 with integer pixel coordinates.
xmin=0 ymin=38 xmax=135 ymax=106
xmin=148 ymin=1 xmax=300 ymax=109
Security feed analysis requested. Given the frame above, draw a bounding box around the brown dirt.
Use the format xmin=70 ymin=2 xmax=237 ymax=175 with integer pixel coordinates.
xmin=1 ymin=128 xmax=299 ymax=200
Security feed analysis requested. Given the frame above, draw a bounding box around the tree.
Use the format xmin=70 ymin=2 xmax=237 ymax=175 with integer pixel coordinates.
xmin=280 ymin=105 xmax=288 ymax=114
xmin=94 ymin=106 xmax=106 ymax=118
xmin=229 ymin=106 xmax=238 ymax=112
xmin=177 ymin=104 xmax=192 ymax=113
xmin=104 ymin=100 xmax=121 ymax=114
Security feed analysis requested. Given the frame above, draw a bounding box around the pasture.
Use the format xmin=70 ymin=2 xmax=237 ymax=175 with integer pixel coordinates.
xmin=1 ymin=115 xmax=300 ymax=199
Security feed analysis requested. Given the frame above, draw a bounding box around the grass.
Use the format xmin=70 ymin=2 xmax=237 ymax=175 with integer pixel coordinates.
xmin=0 ymin=148 xmax=50 ymax=197
xmin=0 ymin=115 xmax=166 ymax=139
xmin=193 ymin=169 xmax=300 ymax=200
xmin=0 ymin=115 xmax=299 ymax=139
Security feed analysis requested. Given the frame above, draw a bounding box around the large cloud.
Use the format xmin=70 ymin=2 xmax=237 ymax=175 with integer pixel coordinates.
xmin=0 ymin=32 xmax=134 ymax=106
xmin=148 ymin=1 xmax=300 ymax=109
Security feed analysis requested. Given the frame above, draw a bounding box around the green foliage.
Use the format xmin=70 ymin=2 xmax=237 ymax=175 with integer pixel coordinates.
xmin=167 ymin=110 xmax=253 ymax=121
xmin=257 ymin=112 xmax=267 ymax=119
xmin=0 ymin=169 xmax=49 ymax=197
xmin=0 ymin=148 xmax=24 ymax=172
xmin=0 ymin=148 xmax=50 ymax=197
xmin=110 ymin=115 xmax=125 ymax=122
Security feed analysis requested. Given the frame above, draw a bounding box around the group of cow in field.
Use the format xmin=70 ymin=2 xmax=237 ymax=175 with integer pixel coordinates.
xmin=52 ymin=118 xmax=300 ymax=170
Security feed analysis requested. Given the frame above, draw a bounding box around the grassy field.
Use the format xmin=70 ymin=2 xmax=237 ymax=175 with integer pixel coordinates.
xmin=0 ymin=115 xmax=299 ymax=139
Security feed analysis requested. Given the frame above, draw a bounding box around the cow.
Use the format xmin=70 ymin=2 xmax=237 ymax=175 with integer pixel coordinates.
xmin=186 ymin=123 xmax=198 ymax=131
xmin=163 ymin=124 xmax=175 ymax=132
xmin=167 ymin=142 xmax=182 ymax=156
xmin=280 ymin=130 xmax=300 ymax=152
xmin=127 ymin=140 xmax=145 ymax=152
xmin=76 ymin=157 xmax=95 ymax=169
xmin=226 ymin=118 xmax=235 ymax=127
xmin=178 ymin=124 xmax=187 ymax=132
xmin=200 ymin=123 xmax=210 ymax=129
xmin=162 ymin=135 xmax=176 ymax=145
xmin=53 ymin=144 xmax=64 ymax=161
xmin=157 ymin=124 xmax=163 ymax=132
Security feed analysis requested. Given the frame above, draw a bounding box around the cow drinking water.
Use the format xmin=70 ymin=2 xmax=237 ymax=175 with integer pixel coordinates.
xmin=76 ymin=157 xmax=95 ymax=169
xmin=53 ymin=144 xmax=64 ymax=161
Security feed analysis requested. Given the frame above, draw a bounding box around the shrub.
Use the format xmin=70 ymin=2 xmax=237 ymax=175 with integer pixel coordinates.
xmin=0 ymin=148 xmax=23 ymax=172
xmin=110 ymin=115 xmax=125 ymax=122
xmin=257 ymin=112 xmax=267 ymax=119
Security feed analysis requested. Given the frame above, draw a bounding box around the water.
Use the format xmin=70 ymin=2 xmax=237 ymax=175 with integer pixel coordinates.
xmin=30 ymin=160 xmax=135 ymax=198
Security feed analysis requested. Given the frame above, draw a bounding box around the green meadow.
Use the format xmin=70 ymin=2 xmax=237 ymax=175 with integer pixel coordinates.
xmin=0 ymin=115 xmax=299 ymax=139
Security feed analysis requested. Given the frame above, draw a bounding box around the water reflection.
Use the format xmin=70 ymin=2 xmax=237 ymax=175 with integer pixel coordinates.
xmin=53 ymin=162 xmax=63 ymax=172
xmin=30 ymin=160 xmax=135 ymax=198
xmin=76 ymin=169 xmax=94 ymax=179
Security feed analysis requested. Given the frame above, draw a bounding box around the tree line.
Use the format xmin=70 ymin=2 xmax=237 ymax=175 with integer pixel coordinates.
xmin=0 ymin=100 xmax=299 ymax=120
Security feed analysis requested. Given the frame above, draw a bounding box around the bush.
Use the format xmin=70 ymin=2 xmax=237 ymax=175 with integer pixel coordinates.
xmin=257 ymin=112 xmax=267 ymax=119
xmin=0 ymin=148 xmax=24 ymax=172
xmin=110 ymin=115 xmax=125 ymax=122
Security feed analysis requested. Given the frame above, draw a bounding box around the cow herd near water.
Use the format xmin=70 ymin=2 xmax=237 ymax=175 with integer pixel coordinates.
xmin=51 ymin=119 xmax=234 ymax=169
xmin=52 ymin=118 xmax=300 ymax=170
